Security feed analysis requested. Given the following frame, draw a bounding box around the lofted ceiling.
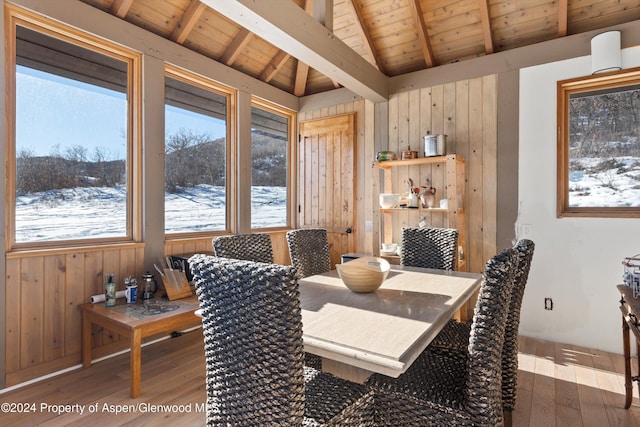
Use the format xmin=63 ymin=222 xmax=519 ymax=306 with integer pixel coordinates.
xmin=79 ymin=0 xmax=640 ymax=101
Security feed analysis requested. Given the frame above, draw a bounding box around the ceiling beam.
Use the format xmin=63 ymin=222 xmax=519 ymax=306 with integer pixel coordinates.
xmin=313 ymin=0 xmax=341 ymax=89
xmin=111 ymin=0 xmax=133 ymax=19
xmin=294 ymin=61 xmax=309 ymax=96
xmin=170 ymin=0 xmax=207 ymax=44
xmin=293 ymin=0 xmax=314 ymax=97
xmin=477 ymin=0 xmax=494 ymax=54
xmin=408 ymin=0 xmax=436 ymax=68
xmin=220 ymin=28 xmax=253 ymax=66
xmin=313 ymin=0 xmax=332 ymax=31
xmin=260 ymin=50 xmax=291 ymax=82
xmin=201 ymin=0 xmax=388 ymax=102
xmin=347 ymin=0 xmax=383 ymax=71
xmin=557 ymin=0 xmax=568 ymax=37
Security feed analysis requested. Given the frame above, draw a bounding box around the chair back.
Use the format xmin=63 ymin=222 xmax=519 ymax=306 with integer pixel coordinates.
xmin=400 ymin=227 xmax=458 ymax=270
xmin=189 ymin=255 xmax=304 ymax=426
xmin=212 ymin=233 xmax=274 ymax=264
xmin=286 ymin=228 xmax=331 ymax=278
xmin=464 ymin=247 xmax=518 ymax=425
xmin=502 ymin=239 xmax=535 ymax=410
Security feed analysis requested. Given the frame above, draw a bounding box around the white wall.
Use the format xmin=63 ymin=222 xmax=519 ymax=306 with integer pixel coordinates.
xmin=518 ymin=46 xmax=640 ymax=353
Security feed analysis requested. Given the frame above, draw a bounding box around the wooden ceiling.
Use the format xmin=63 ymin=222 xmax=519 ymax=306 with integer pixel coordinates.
xmin=78 ymin=0 xmax=640 ymax=101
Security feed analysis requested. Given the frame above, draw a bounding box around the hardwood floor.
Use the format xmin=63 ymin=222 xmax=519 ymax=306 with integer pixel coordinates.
xmin=1 ymin=331 xmax=640 ymax=426
xmin=513 ymin=336 xmax=640 ymax=427
xmin=0 ymin=329 xmax=207 ymax=426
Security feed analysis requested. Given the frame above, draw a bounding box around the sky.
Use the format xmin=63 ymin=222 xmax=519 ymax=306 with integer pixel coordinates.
xmin=16 ymin=66 xmax=226 ymax=158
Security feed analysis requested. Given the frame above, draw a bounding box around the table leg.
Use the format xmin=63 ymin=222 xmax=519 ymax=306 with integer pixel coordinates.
xmin=81 ymin=312 xmax=92 ymax=368
xmin=322 ymin=358 xmax=372 ymax=384
xmin=130 ymin=328 xmax=142 ymax=398
xmin=623 ymin=315 xmax=633 ymax=409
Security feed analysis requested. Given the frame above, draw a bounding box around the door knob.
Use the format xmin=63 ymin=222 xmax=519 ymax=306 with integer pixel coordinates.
xmin=345 ymin=227 xmax=352 ymax=234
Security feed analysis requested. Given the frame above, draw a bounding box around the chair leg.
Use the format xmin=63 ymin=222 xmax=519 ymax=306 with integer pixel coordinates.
xmin=503 ymin=409 xmax=512 ymax=427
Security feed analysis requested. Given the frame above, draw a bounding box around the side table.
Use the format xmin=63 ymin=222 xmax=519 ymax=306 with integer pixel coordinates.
xmin=79 ymin=296 xmax=200 ymax=398
xmin=618 ymin=284 xmax=640 ymax=409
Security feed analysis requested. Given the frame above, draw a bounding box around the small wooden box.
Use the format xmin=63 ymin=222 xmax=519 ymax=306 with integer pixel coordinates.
xmin=161 ymin=269 xmax=193 ymax=300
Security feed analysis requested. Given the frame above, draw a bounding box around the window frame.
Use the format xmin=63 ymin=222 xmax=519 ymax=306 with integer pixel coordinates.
xmin=250 ymin=97 xmax=296 ymax=231
xmin=5 ymin=4 xmax=142 ymax=250
xmin=557 ymin=67 xmax=640 ymax=218
xmin=163 ymin=65 xmax=236 ymax=238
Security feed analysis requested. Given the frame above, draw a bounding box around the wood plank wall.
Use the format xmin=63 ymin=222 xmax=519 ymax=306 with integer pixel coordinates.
xmin=299 ymin=75 xmax=498 ymax=274
xmin=386 ymin=75 xmax=498 ymax=273
xmin=164 ymin=231 xmax=291 ymax=266
xmin=389 ymin=75 xmax=498 ymax=272
xmin=5 ymin=244 xmax=144 ymax=386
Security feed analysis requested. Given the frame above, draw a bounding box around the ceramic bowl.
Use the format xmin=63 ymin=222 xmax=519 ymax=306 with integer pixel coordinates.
xmin=379 ymin=193 xmax=401 ymax=209
xmin=336 ymin=256 xmax=391 ymax=293
xmin=381 ymin=243 xmax=398 ymax=255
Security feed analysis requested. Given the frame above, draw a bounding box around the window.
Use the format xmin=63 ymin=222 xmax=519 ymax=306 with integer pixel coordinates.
xmin=7 ymin=8 xmax=140 ymax=247
xmin=164 ymin=67 xmax=232 ymax=234
xmin=251 ymin=100 xmax=294 ymax=229
xmin=557 ymin=68 xmax=640 ymax=217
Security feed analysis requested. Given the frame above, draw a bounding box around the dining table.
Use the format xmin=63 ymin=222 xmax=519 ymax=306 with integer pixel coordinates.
xmin=299 ymin=264 xmax=483 ymax=383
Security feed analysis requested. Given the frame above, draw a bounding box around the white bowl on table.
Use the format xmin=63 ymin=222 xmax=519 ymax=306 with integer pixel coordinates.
xmin=336 ymin=256 xmax=391 ymax=293
xmin=380 ymin=243 xmax=398 ymax=256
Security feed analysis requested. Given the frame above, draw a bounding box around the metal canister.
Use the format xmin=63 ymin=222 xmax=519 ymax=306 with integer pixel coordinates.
xmin=141 ymin=272 xmax=157 ymax=300
xmin=424 ymin=135 xmax=436 ymax=156
xmin=424 ymin=134 xmax=446 ymax=157
xmin=436 ymin=134 xmax=447 ymax=155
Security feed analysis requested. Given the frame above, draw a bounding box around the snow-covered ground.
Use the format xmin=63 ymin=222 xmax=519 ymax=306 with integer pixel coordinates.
xmin=569 ymin=156 xmax=640 ymax=207
xmin=15 ymin=184 xmax=286 ymax=242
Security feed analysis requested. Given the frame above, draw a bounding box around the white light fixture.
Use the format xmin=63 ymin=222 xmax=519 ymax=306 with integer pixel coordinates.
xmin=591 ymin=30 xmax=622 ymax=74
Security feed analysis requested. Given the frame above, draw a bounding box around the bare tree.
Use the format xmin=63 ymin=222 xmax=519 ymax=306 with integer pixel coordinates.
xmin=92 ymin=146 xmax=123 ymax=186
xmin=65 ymin=145 xmax=88 ymax=162
xmin=165 ymin=128 xmax=213 ymax=192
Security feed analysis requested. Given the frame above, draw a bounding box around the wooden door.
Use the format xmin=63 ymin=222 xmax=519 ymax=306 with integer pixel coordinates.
xmin=298 ymin=114 xmax=356 ymax=268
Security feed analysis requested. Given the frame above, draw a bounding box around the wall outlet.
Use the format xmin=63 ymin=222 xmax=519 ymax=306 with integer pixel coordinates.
xmin=544 ymin=297 xmax=553 ymax=310
xmin=521 ymin=224 xmax=532 ymax=238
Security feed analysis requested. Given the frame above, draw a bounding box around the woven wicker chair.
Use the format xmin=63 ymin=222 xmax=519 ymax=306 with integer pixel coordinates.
xmin=501 ymin=239 xmax=535 ymax=422
xmin=188 ymin=255 xmax=373 ymax=426
xmin=427 ymin=239 xmax=535 ymax=426
xmin=286 ymin=228 xmax=332 ymax=278
xmin=400 ymin=227 xmax=458 ymax=270
xmin=365 ymin=247 xmax=518 ymax=426
xmin=211 ymin=233 xmax=274 ymax=263
xmin=213 ymin=233 xmax=323 ymax=371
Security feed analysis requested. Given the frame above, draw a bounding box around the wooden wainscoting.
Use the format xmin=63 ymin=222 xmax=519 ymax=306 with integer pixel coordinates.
xmin=164 ymin=230 xmax=291 ymax=266
xmin=5 ymin=244 xmax=145 ymax=387
xmin=4 ymin=231 xmax=292 ymax=389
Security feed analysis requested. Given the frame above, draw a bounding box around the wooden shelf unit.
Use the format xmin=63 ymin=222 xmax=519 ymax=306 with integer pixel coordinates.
xmin=376 ymin=154 xmax=467 ymax=271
